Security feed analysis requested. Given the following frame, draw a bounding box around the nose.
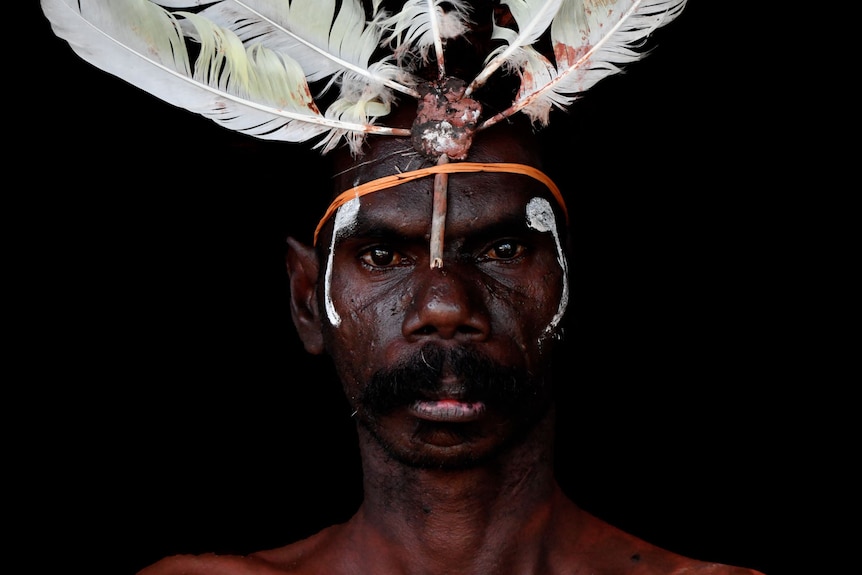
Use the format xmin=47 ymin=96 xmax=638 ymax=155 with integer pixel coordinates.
xmin=402 ymin=267 xmax=490 ymax=342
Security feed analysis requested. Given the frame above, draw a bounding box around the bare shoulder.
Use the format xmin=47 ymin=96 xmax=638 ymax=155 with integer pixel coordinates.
xmin=136 ymin=553 xmax=286 ymax=575
xmin=577 ymin=535 xmax=768 ymax=575
xmin=581 ymin=537 xmax=768 ymax=575
xmin=560 ymin=504 xmax=767 ymax=575
xmin=136 ymin=526 xmax=341 ymax=575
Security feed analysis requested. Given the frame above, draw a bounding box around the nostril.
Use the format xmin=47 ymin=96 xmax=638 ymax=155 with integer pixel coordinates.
xmin=457 ymin=325 xmax=482 ymax=336
xmin=410 ymin=322 xmax=484 ymax=339
xmin=413 ymin=325 xmax=480 ymax=335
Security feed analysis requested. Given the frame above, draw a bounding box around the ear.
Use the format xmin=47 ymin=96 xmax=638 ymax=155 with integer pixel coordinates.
xmin=285 ymin=236 xmax=324 ymax=354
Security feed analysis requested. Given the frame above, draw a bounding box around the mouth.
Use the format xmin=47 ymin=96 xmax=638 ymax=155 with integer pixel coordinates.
xmin=409 ymin=398 xmax=487 ymax=422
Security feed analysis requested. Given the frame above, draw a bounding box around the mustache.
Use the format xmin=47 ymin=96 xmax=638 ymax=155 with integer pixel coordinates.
xmin=360 ymin=344 xmax=538 ymax=415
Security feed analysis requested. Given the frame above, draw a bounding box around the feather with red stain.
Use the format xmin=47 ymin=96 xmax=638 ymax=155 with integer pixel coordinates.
xmin=476 ymin=0 xmax=688 ymax=130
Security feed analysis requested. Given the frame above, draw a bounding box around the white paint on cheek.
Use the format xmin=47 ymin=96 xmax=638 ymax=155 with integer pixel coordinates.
xmin=526 ymin=197 xmax=569 ymax=337
xmin=324 ymin=197 xmax=361 ymax=327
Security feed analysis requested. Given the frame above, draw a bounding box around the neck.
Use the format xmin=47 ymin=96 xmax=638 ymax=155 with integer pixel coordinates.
xmin=347 ymin=409 xmax=572 ymax=575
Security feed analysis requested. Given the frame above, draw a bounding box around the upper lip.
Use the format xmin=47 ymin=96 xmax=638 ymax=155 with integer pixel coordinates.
xmin=419 ymin=376 xmax=469 ymax=401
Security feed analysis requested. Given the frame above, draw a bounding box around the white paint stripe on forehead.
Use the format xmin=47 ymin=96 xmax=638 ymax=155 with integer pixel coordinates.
xmin=324 ymin=197 xmax=361 ymax=327
xmin=526 ymin=197 xmax=569 ymax=338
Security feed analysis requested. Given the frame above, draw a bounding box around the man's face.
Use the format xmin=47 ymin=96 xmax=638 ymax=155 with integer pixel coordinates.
xmin=317 ymin=169 xmax=569 ymax=469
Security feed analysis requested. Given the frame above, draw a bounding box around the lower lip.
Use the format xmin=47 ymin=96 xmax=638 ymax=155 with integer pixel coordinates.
xmin=409 ymin=399 xmax=487 ymax=422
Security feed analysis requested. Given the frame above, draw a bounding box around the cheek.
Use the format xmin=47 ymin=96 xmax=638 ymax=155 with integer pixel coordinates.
xmin=325 ymin=273 xmax=412 ymax=371
xmin=486 ymin=261 xmax=564 ymax=330
xmin=333 ymin=276 xmax=409 ymax=328
xmin=492 ymin=282 xmax=557 ymax=336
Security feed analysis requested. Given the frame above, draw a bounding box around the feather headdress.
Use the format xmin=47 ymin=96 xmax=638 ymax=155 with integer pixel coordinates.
xmin=42 ymin=0 xmax=687 ymax=264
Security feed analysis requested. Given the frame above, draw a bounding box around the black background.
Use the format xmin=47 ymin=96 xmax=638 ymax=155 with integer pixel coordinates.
xmin=21 ymin=2 xmax=825 ymax=574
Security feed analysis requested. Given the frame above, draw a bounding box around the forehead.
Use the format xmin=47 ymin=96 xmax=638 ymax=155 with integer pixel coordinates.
xmin=344 ymin=170 xmax=556 ymax=237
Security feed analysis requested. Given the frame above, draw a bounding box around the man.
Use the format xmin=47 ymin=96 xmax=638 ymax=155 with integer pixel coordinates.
xmin=37 ymin=2 xmax=769 ymax=573
xmin=137 ymin=105 xmax=766 ymax=574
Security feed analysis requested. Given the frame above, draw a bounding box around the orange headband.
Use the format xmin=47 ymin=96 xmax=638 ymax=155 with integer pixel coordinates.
xmin=313 ymin=162 xmax=568 ymax=245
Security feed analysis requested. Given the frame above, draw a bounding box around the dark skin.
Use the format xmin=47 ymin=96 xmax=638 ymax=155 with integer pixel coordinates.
xmin=138 ymin=124 xmax=766 ymax=575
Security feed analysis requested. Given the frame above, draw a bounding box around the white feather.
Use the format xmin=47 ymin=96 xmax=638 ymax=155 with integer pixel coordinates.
xmin=376 ymin=0 xmax=472 ymax=75
xmin=158 ymin=0 xmax=419 ymax=146
xmin=183 ymin=1 xmax=416 ymax=95
xmin=41 ymin=0 xmax=410 ymax=154
xmin=466 ymin=0 xmax=564 ymax=96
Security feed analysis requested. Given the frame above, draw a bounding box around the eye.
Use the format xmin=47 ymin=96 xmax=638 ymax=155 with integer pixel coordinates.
xmin=359 ymin=246 xmax=408 ymax=268
xmin=484 ymin=240 xmax=526 ymax=261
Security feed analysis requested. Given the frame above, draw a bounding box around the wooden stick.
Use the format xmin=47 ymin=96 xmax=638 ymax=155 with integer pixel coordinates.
xmin=429 ymin=155 xmax=449 ymax=268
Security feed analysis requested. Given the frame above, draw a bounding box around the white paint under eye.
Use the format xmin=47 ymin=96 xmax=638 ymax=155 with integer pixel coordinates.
xmin=324 ymin=197 xmax=361 ymax=327
xmin=526 ymin=197 xmax=569 ymax=338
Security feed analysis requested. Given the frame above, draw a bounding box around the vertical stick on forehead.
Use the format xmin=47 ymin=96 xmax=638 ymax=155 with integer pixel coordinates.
xmin=412 ymin=76 xmax=482 ymax=269
xmin=430 ymin=155 xmax=449 ymax=268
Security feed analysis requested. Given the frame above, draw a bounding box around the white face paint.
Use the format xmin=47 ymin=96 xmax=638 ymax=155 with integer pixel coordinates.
xmin=324 ymin=197 xmax=361 ymax=327
xmin=525 ymin=197 xmax=569 ymax=339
